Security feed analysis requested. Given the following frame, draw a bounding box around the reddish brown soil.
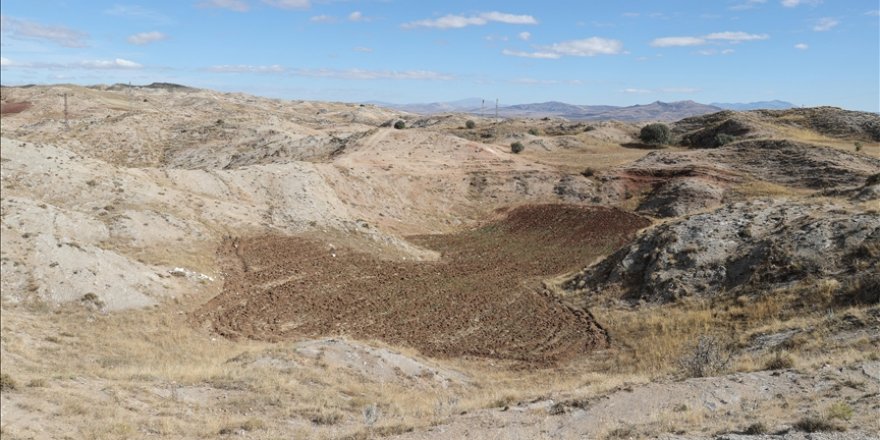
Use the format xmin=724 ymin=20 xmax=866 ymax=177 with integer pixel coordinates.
xmin=193 ymin=204 xmax=651 ymax=364
xmin=0 ymin=102 xmax=32 ymax=115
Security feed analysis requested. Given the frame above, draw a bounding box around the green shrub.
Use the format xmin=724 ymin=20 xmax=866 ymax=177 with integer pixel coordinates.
xmin=715 ymin=133 xmax=736 ymax=147
xmin=854 ymin=142 xmax=863 ymax=152
xmin=639 ymin=123 xmax=671 ymax=145
xmin=581 ymin=167 xmax=595 ymax=178
xmin=465 ymin=120 xmax=476 ymax=129
xmin=393 ymin=120 xmax=405 ymax=130
xmin=527 ymin=128 xmax=540 ymax=136
xmin=827 ymin=402 xmax=853 ymax=421
xmin=510 ymin=141 xmax=525 ymax=154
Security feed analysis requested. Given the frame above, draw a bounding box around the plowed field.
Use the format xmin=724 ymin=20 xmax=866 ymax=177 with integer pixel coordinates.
xmin=194 ymin=204 xmax=651 ymax=364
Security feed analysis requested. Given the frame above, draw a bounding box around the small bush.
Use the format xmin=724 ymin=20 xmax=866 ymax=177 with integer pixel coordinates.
xmin=854 ymin=142 xmax=863 ymax=152
xmin=794 ymin=415 xmax=844 ymax=433
xmin=527 ymin=128 xmax=540 ymax=136
xmin=678 ymin=335 xmax=731 ymax=378
xmin=742 ymin=422 xmax=768 ymax=435
xmin=465 ymin=120 xmax=476 ymax=129
xmin=827 ymin=402 xmax=853 ymax=421
xmin=715 ymin=133 xmax=736 ymax=147
xmin=581 ymin=167 xmax=595 ymax=177
xmin=0 ymin=373 xmax=16 ymax=392
xmin=510 ymin=141 xmax=525 ymax=154
xmin=393 ymin=120 xmax=405 ymax=130
xmin=240 ymin=418 xmax=266 ymax=431
xmin=764 ymin=351 xmax=795 ymax=370
xmin=639 ymin=123 xmax=671 ymax=145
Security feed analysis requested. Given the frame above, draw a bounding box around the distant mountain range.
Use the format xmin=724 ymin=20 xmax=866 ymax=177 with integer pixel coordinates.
xmin=367 ymin=99 xmax=796 ymax=122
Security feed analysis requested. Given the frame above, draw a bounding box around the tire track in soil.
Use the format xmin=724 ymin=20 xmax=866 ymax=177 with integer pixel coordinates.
xmin=193 ymin=204 xmax=651 ymax=365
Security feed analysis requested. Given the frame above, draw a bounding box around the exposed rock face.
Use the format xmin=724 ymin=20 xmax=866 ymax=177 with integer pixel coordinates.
xmin=565 ymin=200 xmax=880 ymax=303
xmin=611 ymin=139 xmax=880 ymax=218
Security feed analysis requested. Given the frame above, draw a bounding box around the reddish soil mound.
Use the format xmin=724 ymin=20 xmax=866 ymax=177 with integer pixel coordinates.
xmin=0 ymin=101 xmax=32 ymax=115
xmin=193 ymin=205 xmax=651 ymax=364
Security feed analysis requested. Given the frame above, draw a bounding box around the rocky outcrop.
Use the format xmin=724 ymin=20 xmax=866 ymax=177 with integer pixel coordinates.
xmin=565 ymin=200 xmax=880 ymax=303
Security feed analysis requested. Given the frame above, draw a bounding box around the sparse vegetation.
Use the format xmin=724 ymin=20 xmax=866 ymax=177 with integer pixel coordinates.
xmin=527 ymin=128 xmax=540 ymax=136
xmin=764 ymin=351 xmax=795 ymax=370
xmin=465 ymin=120 xmax=476 ymax=129
xmin=677 ymin=335 xmax=731 ymax=378
xmin=0 ymin=373 xmax=16 ymax=392
xmin=827 ymin=401 xmax=854 ymax=421
xmin=639 ymin=123 xmax=671 ymax=145
xmin=510 ymin=141 xmax=524 ymax=154
xmin=714 ymin=133 xmax=736 ymax=146
xmin=393 ymin=120 xmax=406 ymax=130
xmin=794 ymin=415 xmax=845 ymax=433
xmin=854 ymin=141 xmax=862 ymax=152
xmin=581 ymin=167 xmax=595 ymax=177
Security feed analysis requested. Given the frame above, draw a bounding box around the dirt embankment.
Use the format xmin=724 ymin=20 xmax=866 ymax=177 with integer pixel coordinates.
xmin=194 ymin=205 xmax=651 ymax=364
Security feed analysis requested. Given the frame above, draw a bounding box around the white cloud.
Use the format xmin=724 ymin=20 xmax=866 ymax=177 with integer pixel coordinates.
xmin=518 ymin=31 xmax=531 ymax=41
xmin=197 ymin=0 xmax=250 ymax=12
xmin=652 ymin=31 xmax=768 ymax=47
xmin=730 ymin=0 xmax=767 ymax=11
xmin=310 ymin=15 xmax=336 ymax=23
xmin=794 ymin=43 xmax=809 ymax=50
xmin=0 ymin=57 xmax=10 ymax=67
xmin=402 ymin=11 xmax=537 ymax=29
xmin=546 ymin=37 xmax=624 ymax=56
xmin=104 ymin=5 xmax=173 ymax=24
xmin=0 ymin=15 xmax=89 ymax=48
xmin=704 ymin=31 xmax=768 ymax=41
xmin=127 ymin=31 xmax=168 ymax=45
xmin=0 ymin=57 xmax=143 ymax=70
xmin=623 ymin=88 xmax=651 ymax=94
xmin=294 ymin=68 xmax=454 ymax=80
xmin=502 ymin=37 xmax=623 ymax=59
xmin=82 ymin=58 xmax=143 ymax=69
xmin=262 ymin=0 xmax=310 ymax=9
xmin=353 ymin=46 xmax=373 ymax=53
xmin=479 ymin=12 xmax=538 ymax=25
xmin=650 ymin=36 xmax=706 ymax=47
xmin=781 ymin=0 xmax=821 ymax=7
xmin=813 ymin=17 xmax=839 ymax=31
xmin=348 ymin=11 xmax=364 ymax=22
xmin=866 ymin=10 xmax=880 ymax=16
xmin=206 ymin=64 xmax=285 ymax=73
xmin=511 ymin=78 xmax=582 ymax=85
xmin=501 ymin=49 xmax=560 ymax=59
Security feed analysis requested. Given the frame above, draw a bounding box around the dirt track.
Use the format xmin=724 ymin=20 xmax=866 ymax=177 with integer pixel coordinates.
xmin=193 ymin=204 xmax=651 ymax=364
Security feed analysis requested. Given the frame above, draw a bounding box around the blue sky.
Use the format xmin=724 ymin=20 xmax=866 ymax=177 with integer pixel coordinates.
xmin=1 ymin=0 xmax=878 ymax=110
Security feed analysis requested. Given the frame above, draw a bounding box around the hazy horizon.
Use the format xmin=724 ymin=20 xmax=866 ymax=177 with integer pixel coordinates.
xmin=1 ymin=0 xmax=878 ymax=111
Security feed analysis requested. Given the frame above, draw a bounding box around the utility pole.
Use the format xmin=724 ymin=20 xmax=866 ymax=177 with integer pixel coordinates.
xmin=494 ymin=98 xmax=499 ymax=142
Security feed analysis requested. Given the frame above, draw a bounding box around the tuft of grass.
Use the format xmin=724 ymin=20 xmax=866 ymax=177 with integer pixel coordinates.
xmin=764 ymin=351 xmax=795 ymax=370
xmin=510 ymin=141 xmax=524 ymax=154
xmin=826 ymin=401 xmax=853 ymax=421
